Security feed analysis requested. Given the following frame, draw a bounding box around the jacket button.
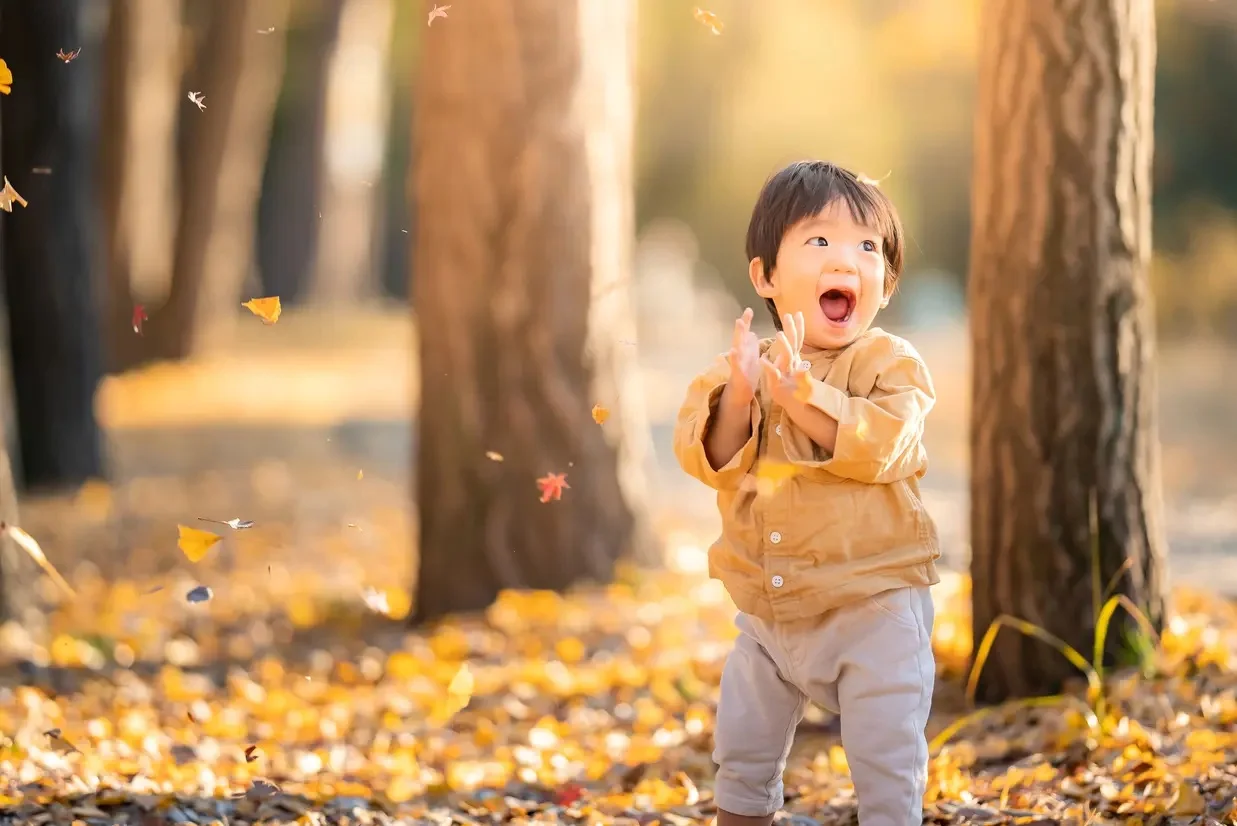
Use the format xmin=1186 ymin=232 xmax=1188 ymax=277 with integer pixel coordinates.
xmin=799 ymin=360 xmax=810 ymax=371
xmin=775 ymin=424 xmax=782 ymax=436
xmin=771 ymin=575 xmax=784 ymax=588
xmin=769 ymin=531 xmax=782 ymax=544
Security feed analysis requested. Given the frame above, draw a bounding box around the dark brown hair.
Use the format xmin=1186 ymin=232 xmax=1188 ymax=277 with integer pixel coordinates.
xmin=745 ymin=160 xmax=904 ymax=331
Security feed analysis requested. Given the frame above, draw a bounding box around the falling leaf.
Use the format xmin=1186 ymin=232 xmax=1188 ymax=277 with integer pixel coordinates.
xmin=356 ymin=470 xmax=364 ymax=481
xmin=55 ymin=48 xmax=81 ymax=63
xmin=486 ymin=451 xmax=503 ymax=462
xmin=256 ymin=27 xmax=275 ymax=34
xmin=749 ymin=460 xmax=800 ymax=498
xmin=536 ymin=472 xmax=569 ymax=503
xmin=692 ymin=7 xmax=723 ymax=35
xmin=244 ymin=745 xmax=260 ymax=762
xmin=186 ymin=584 xmax=213 ymax=604
xmin=143 ymin=585 xmax=164 ymax=595
xmin=132 ymin=304 xmax=147 ymax=335
xmin=427 ymin=4 xmax=450 ymax=26
xmin=31 ymin=167 xmax=52 ymax=175
xmin=187 ymin=91 xmax=206 ymax=111
xmin=177 ymin=524 xmax=222 ymax=562
xmin=362 ymin=587 xmax=390 ymax=616
xmin=196 ymin=516 xmax=254 ymax=530
xmin=242 ymin=296 xmax=281 ymax=325
xmin=591 ymin=404 xmax=610 ymax=425
xmin=0 ymin=59 xmax=12 ymax=94
xmin=1 ymin=522 xmax=76 ymax=599
xmin=0 ymin=177 xmax=28 ymax=212
xmin=44 ymin=728 xmax=81 ymax=754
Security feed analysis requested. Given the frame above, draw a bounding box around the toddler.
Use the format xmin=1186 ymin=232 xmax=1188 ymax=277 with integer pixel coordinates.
xmin=673 ymin=161 xmax=941 ymax=826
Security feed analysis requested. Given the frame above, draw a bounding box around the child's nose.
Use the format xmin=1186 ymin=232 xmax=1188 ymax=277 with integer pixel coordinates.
xmin=824 ymin=253 xmax=858 ymax=274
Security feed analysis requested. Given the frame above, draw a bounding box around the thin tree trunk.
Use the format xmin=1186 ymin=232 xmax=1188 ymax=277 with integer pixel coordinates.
xmin=968 ymin=0 xmax=1169 ymax=704
xmin=116 ymin=0 xmax=289 ymax=368
xmin=256 ymin=0 xmax=344 ymax=305
xmin=0 ymin=0 xmax=106 ymax=490
xmin=411 ymin=0 xmax=655 ymax=624
xmin=99 ymin=0 xmax=181 ymax=373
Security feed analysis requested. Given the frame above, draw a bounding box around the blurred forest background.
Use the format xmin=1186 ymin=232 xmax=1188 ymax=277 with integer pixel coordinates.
xmin=0 ymin=0 xmax=1233 ymax=639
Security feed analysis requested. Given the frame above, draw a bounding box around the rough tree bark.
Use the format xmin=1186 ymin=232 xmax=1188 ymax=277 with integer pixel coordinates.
xmin=968 ymin=0 xmax=1169 ymax=703
xmin=111 ymin=0 xmax=289 ymax=369
xmin=411 ymin=0 xmax=656 ymax=623
xmin=0 ymin=0 xmax=106 ymax=490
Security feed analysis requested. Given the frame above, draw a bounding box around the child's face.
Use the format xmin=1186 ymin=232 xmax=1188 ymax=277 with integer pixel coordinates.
xmin=749 ymin=200 xmax=889 ymax=351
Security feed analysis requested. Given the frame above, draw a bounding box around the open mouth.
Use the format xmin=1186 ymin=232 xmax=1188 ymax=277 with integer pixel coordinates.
xmin=819 ymin=288 xmax=856 ymax=325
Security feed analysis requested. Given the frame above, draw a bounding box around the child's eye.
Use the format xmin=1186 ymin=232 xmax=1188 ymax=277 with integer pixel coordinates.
xmin=807 ymin=236 xmax=829 ymax=247
xmin=861 ymin=240 xmax=878 ymax=252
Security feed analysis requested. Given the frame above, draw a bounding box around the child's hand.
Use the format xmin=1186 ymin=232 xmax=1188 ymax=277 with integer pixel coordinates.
xmin=725 ymin=308 xmax=761 ymax=404
xmin=765 ymin=312 xmax=805 ymax=373
xmin=761 ymin=312 xmax=812 ymax=407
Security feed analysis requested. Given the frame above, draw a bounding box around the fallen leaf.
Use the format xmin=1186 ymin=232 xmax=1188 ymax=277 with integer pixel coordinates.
xmin=237 ymin=779 xmax=280 ymax=800
xmin=692 ymin=7 xmax=723 ymax=35
xmin=132 ymin=304 xmax=147 ymax=335
xmin=427 ymin=4 xmax=450 ymax=26
xmin=485 ymin=451 xmax=504 ymax=462
xmin=185 ymin=585 xmax=213 ymax=604
xmin=1 ymin=522 xmax=76 ymax=599
xmin=177 ymin=524 xmax=222 ymax=562
xmin=0 ymin=177 xmax=28 ymax=212
xmin=242 ymin=296 xmax=282 ymax=325
xmin=536 ymin=472 xmax=569 ymax=503
xmin=0 ymin=59 xmax=12 ymax=94
xmin=56 ymin=48 xmax=81 ymax=63
xmin=591 ymin=404 xmax=610 ymax=425
xmin=445 ymin=663 xmax=474 ymax=715
xmin=187 ymin=91 xmax=206 ymax=111
xmin=1171 ymin=782 xmax=1207 ymax=815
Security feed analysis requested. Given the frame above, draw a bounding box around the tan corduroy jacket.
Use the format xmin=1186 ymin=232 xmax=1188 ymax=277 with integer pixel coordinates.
xmin=673 ymin=327 xmax=941 ymax=623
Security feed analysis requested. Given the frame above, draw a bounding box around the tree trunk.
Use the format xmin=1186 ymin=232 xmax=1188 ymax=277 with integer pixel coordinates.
xmin=0 ymin=0 xmax=106 ymax=491
xmin=968 ymin=0 xmax=1169 ymax=704
xmin=113 ymin=0 xmax=289 ymax=368
xmin=255 ymin=0 xmax=344 ymax=305
xmin=411 ymin=0 xmax=656 ymax=624
xmin=99 ymin=0 xmax=181 ymax=373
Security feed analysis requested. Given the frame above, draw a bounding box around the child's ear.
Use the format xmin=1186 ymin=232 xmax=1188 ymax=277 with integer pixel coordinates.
xmin=748 ymin=257 xmax=777 ymax=298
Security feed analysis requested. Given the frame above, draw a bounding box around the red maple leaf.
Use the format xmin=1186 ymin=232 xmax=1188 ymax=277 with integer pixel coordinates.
xmin=536 ymin=472 xmax=569 ymax=503
xmin=132 ymin=304 xmax=148 ymax=335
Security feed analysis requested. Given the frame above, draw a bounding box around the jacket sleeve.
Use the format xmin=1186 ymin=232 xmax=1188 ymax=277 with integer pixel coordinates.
xmin=673 ymin=354 xmax=763 ymax=490
xmin=779 ymin=343 xmax=934 ymax=484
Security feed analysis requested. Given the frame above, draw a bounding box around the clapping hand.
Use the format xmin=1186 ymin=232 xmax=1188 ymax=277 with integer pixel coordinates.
xmin=761 ymin=312 xmax=812 ymax=407
xmin=725 ymin=308 xmax=761 ymax=405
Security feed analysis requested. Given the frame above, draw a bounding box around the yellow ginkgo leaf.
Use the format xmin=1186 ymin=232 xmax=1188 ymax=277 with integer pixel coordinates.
xmin=177 ymin=524 xmax=222 ymax=562
xmin=692 ymin=7 xmax=723 ymax=35
xmin=446 ymin=662 xmax=474 ymax=713
xmin=591 ymin=404 xmax=610 ymax=425
xmin=0 ymin=59 xmax=12 ymax=95
xmin=0 ymin=177 xmax=28 ymax=213
xmin=242 ymin=296 xmax=281 ymax=325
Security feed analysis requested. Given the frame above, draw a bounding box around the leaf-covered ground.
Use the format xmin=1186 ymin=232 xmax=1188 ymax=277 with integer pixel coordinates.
xmin=3 ymin=463 xmax=1237 ymax=826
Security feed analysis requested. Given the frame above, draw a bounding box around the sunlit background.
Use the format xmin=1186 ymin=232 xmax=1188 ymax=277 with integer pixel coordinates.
xmin=1 ymin=0 xmax=1233 ymax=645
